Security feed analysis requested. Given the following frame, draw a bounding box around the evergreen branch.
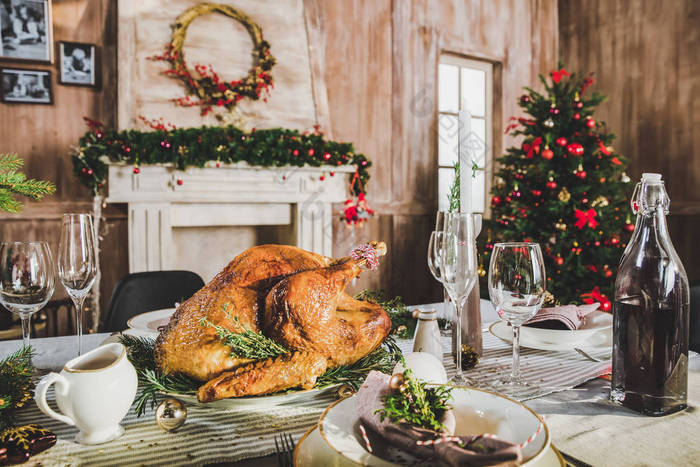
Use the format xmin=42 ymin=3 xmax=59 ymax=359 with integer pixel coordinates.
xmin=199 ymin=316 xmax=289 ymax=360
xmin=375 ymin=368 xmax=453 ymax=432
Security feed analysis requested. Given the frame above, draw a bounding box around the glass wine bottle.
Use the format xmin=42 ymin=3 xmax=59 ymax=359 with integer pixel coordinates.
xmin=611 ymin=173 xmax=689 ymax=416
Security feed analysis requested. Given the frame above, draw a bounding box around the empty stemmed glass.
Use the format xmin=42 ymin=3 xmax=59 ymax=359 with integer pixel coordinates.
xmin=488 ymin=242 xmax=546 ymax=396
xmin=0 ymin=241 xmax=55 ymax=352
xmin=428 ymin=212 xmax=478 ymax=384
xmin=58 ymin=213 xmax=97 ymax=356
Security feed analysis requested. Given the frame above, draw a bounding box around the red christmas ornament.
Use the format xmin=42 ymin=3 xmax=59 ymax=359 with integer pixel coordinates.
xmin=546 ymin=181 xmax=557 ymax=189
xmin=541 ymin=149 xmax=554 ymax=160
xmin=575 ymin=101 xmax=584 ymax=109
xmin=556 ymin=137 xmax=567 ymax=147
xmin=573 ymin=113 xmax=581 ymax=120
xmin=133 ymin=167 xmax=140 ymax=174
xmin=624 ymin=223 xmax=635 ymax=232
xmin=576 ymin=170 xmax=587 ymax=179
xmin=567 ymin=143 xmax=584 ymax=156
xmin=176 ymin=179 xmax=183 ymax=186
xmin=585 ymin=118 xmax=596 ymax=129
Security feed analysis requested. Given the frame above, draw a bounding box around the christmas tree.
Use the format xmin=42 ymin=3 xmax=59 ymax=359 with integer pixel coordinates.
xmin=480 ymin=67 xmax=633 ymax=308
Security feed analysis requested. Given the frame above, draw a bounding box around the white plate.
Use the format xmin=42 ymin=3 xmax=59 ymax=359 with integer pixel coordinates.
xmin=319 ymin=388 xmax=550 ymax=466
xmin=490 ymin=318 xmax=613 ymax=352
xmin=294 ymin=425 xmax=565 ymax=467
xmin=127 ymin=308 xmax=176 ymax=333
xmin=174 ymin=384 xmax=339 ymax=409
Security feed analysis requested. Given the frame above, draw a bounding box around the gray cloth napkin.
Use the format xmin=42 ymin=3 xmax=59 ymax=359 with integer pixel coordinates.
xmin=356 ymin=371 xmax=522 ymax=467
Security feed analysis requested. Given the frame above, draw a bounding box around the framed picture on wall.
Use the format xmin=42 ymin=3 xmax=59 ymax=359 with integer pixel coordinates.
xmin=0 ymin=67 xmax=52 ymax=104
xmin=0 ymin=0 xmax=53 ymax=63
xmin=58 ymin=41 xmax=96 ymax=86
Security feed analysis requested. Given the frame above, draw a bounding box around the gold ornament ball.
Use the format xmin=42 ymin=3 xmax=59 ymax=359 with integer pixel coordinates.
xmin=389 ymin=373 xmax=405 ymax=391
xmin=557 ymin=187 xmax=571 ymax=203
xmin=155 ymin=397 xmax=187 ymax=432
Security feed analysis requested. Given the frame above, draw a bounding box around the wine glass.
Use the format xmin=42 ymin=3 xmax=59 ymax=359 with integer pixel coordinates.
xmin=58 ymin=213 xmax=97 ymax=356
xmin=440 ymin=213 xmax=478 ymax=384
xmin=0 ymin=241 xmax=55 ymax=351
xmin=488 ymin=242 xmax=546 ymax=396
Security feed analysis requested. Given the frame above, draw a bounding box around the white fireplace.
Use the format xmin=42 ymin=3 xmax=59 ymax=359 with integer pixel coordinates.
xmin=105 ymin=162 xmax=352 ymax=280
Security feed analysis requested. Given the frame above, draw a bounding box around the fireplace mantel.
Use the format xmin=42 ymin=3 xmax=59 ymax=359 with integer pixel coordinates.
xmin=105 ymin=162 xmax=353 ymax=274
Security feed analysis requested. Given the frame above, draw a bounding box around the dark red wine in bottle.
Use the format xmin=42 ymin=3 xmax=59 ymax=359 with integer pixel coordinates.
xmin=611 ymin=173 xmax=689 ymax=416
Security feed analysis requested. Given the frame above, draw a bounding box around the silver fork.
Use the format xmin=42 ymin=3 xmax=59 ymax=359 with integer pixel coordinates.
xmin=274 ymin=432 xmax=296 ymax=467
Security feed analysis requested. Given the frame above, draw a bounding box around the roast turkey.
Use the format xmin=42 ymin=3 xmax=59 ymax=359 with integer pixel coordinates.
xmin=153 ymin=242 xmax=391 ymax=402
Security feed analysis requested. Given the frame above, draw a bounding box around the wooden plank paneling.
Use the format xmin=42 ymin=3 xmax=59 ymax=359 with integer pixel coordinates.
xmin=559 ymin=0 xmax=700 ymax=281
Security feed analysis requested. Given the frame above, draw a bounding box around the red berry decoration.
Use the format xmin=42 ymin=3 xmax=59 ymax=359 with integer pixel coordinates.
xmin=575 ymin=101 xmax=583 ymax=109
xmin=567 ymin=143 xmax=584 ymax=156
xmin=541 ymin=149 xmax=554 ymax=160
xmin=176 ymin=179 xmax=183 ymax=186
xmin=133 ymin=167 xmax=140 ymax=174
xmin=624 ymin=223 xmax=635 ymax=232
xmin=573 ymin=113 xmax=581 ymax=120
xmin=546 ymin=181 xmax=557 ymax=189
xmin=585 ymin=118 xmax=596 ymax=129
xmin=556 ymin=137 xmax=567 ymax=147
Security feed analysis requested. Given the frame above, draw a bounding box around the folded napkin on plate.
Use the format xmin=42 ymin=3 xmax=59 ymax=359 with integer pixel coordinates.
xmin=357 ymin=371 xmax=522 ymax=467
xmin=523 ymin=303 xmax=600 ymax=330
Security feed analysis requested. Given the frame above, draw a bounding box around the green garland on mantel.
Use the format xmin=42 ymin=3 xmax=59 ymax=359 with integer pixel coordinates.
xmin=72 ymin=119 xmax=371 ymax=199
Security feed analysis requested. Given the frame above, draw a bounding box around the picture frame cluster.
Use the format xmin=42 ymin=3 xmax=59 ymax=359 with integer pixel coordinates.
xmin=0 ymin=0 xmax=97 ymax=105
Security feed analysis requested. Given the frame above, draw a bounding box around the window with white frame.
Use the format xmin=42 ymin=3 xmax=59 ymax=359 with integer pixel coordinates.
xmin=437 ymin=56 xmax=493 ymax=214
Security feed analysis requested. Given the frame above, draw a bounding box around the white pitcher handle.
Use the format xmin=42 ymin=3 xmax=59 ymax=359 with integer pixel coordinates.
xmin=34 ymin=372 xmax=75 ymax=426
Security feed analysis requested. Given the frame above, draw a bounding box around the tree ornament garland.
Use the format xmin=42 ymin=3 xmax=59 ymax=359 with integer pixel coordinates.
xmin=479 ymin=65 xmax=631 ymax=305
xmin=150 ymin=3 xmax=276 ymax=117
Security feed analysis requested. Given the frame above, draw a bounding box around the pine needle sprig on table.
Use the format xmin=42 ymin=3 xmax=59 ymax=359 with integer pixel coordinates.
xmin=375 ymin=368 xmax=453 ymax=432
xmin=0 ymin=153 xmax=55 ymax=214
xmin=0 ymin=346 xmax=35 ymax=430
xmin=199 ymin=316 xmax=289 ymax=360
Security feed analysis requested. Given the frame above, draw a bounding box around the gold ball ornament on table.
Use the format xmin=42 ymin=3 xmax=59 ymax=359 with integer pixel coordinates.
xmin=155 ymin=397 xmax=187 ymax=432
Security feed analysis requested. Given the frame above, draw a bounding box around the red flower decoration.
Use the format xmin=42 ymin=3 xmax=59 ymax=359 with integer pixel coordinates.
xmin=574 ymin=208 xmax=599 ymax=229
xmin=550 ymin=68 xmax=570 ymax=84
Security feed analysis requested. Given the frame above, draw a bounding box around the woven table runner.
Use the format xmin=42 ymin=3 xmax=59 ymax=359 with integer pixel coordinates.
xmin=12 ymin=329 xmax=609 ymax=466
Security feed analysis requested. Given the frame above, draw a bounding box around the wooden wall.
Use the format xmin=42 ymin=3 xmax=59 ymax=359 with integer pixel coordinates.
xmin=559 ymin=0 xmax=700 ymax=282
xmin=324 ymin=0 xmax=559 ymax=303
xmin=0 ymin=0 xmax=124 ymax=332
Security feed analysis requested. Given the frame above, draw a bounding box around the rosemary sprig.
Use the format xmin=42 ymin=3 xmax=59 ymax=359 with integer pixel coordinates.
xmin=199 ymin=316 xmax=289 ymax=360
xmin=375 ymin=369 xmax=453 ymax=432
xmin=315 ymin=336 xmax=402 ymax=391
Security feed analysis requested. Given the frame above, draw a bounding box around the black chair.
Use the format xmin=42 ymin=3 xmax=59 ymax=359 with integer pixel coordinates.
xmin=103 ymin=270 xmax=205 ymax=332
xmin=690 ymin=280 xmax=700 ymax=353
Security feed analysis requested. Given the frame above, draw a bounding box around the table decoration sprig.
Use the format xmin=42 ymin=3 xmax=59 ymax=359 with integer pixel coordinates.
xmin=376 ymin=369 xmax=453 ymax=432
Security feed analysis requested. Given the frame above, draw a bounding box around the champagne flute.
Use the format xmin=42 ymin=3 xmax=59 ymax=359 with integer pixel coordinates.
xmin=0 ymin=241 xmax=55 ymax=352
xmin=58 ymin=213 xmax=97 ymax=356
xmin=488 ymin=242 xmax=546 ymax=395
xmin=440 ymin=213 xmax=478 ymax=384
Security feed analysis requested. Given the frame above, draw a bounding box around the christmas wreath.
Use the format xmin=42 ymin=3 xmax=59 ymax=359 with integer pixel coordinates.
xmin=150 ymin=3 xmax=276 ymax=116
xmin=73 ymin=118 xmax=374 ymax=227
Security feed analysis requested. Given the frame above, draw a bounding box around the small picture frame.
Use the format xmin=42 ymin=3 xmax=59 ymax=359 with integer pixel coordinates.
xmin=0 ymin=0 xmax=53 ymax=63
xmin=58 ymin=41 xmax=96 ymax=86
xmin=0 ymin=67 xmax=52 ymax=104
